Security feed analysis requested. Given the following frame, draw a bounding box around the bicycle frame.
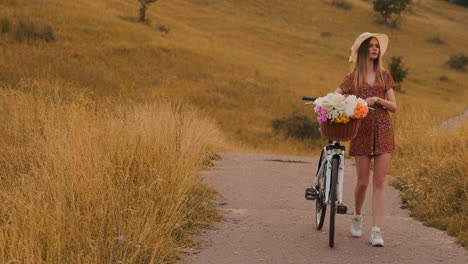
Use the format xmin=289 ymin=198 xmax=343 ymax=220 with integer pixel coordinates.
xmin=316 ymin=141 xmax=345 ymax=204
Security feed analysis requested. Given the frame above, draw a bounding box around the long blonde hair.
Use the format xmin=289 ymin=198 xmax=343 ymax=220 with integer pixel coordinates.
xmin=351 ymin=37 xmax=386 ymax=91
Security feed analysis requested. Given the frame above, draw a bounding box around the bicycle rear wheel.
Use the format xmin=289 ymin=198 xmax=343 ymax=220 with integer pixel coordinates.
xmin=329 ymin=156 xmax=339 ymax=248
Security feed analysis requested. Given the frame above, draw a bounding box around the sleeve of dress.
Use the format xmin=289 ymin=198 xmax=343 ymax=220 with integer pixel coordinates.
xmin=384 ymin=70 xmax=397 ymax=91
xmin=339 ymin=74 xmax=353 ymax=94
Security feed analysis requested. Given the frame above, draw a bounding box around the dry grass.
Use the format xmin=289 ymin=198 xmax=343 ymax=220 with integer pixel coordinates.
xmin=391 ymin=107 xmax=468 ymax=248
xmin=0 ymin=80 xmax=224 ymax=263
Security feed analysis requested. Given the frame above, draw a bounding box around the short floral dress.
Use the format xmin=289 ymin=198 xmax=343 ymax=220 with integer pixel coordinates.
xmin=339 ymin=70 xmax=396 ymax=156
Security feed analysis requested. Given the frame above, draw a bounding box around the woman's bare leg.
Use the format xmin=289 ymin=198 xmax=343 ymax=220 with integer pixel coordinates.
xmin=372 ymin=153 xmax=391 ymax=227
xmin=354 ymin=155 xmax=372 ymax=215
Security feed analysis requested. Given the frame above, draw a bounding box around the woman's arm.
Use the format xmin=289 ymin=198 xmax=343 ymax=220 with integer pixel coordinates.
xmin=378 ymin=89 xmax=397 ymax=113
xmin=366 ymin=89 xmax=397 ymax=113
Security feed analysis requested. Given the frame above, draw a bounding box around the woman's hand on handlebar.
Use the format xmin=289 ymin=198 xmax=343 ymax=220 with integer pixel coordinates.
xmin=366 ymin=96 xmax=379 ymax=107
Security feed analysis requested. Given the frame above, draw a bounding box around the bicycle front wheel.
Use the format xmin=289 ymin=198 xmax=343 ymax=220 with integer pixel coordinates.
xmin=315 ymin=190 xmax=326 ymax=230
xmin=315 ymin=150 xmax=327 ymax=230
xmin=329 ymin=156 xmax=339 ymax=248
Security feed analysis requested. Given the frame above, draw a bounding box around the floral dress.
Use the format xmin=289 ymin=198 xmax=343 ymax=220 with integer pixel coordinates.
xmin=339 ymin=70 xmax=396 ymax=156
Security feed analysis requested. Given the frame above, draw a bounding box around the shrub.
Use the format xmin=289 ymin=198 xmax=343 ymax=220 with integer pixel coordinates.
xmin=41 ymin=25 xmax=55 ymax=41
xmin=439 ymin=75 xmax=449 ymax=82
xmin=427 ymin=37 xmax=444 ymax=45
xmin=0 ymin=18 xmax=10 ymax=35
xmin=320 ymin=31 xmax=333 ymax=37
xmin=158 ymin=24 xmax=170 ymax=34
xmin=331 ymin=0 xmax=353 ymax=10
xmin=272 ymin=113 xmax=320 ymax=140
xmin=373 ymin=0 xmax=411 ymax=24
xmin=448 ymin=55 xmax=468 ymax=70
xmin=389 ymin=56 xmax=408 ymax=91
xmin=16 ymin=20 xmax=35 ymax=41
xmin=450 ymin=0 xmax=468 ymax=7
xmin=15 ymin=20 xmax=55 ymax=42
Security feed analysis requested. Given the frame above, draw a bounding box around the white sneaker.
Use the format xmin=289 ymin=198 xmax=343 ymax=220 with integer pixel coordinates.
xmin=350 ymin=214 xmax=363 ymax=237
xmin=369 ymin=227 xmax=384 ymax=247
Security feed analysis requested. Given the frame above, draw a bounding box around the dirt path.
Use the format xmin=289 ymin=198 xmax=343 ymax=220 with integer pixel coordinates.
xmin=183 ymin=152 xmax=467 ymax=264
xmin=432 ymin=108 xmax=468 ymax=132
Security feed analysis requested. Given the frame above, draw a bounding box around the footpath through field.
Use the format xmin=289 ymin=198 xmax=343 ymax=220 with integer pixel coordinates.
xmin=183 ymin=152 xmax=467 ymax=264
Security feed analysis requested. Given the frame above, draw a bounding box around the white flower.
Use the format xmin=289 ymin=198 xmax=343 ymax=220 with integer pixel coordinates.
xmin=357 ymin=98 xmax=368 ymax=106
xmin=343 ymin=95 xmax=357 ymax=116
xmin=344 ymin=100 xmax=356 ymax=116
xmin=314 ymin=92 xmax=367 ymax=122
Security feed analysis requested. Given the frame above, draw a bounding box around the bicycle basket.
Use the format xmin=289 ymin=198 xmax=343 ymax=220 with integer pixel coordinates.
xmin=320 ymin=119 xmax=361 ymax=141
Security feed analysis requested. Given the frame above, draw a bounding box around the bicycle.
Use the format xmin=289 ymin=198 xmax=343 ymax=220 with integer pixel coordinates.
xmin=302 ymin=96 xmax=349 ymax=248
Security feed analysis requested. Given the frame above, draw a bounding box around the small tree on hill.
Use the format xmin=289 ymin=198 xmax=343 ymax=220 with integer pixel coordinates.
xmin=139 ymin=0 xmax=158 ymax=22
xmin=450 ymin=0 xmax=468 ymax=7
xmin=389 ymin=56 xmax=408 ymax=91
xmin=373 ymin=0 xmax=411 ymax=24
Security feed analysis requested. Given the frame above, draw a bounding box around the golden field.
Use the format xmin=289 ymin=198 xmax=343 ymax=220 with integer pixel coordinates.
xmin=0 ymin=0 xmax=467 ymax=261
xmin=0 ymin=80 xmax=224 ymax=262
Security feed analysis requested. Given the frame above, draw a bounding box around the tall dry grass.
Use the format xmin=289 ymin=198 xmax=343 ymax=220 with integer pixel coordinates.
xmin=391 ymin=106 xmax=468 ymax=248
xmin=0 ymin=79 xmax=224 ymax=263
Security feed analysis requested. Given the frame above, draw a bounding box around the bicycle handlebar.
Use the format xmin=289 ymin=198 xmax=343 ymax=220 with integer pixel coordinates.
xmin=302 ymin=96 xmax=317 ymax=101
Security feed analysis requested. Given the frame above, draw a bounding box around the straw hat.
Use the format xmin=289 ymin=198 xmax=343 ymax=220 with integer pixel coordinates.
xmin=349 ymin=32 xmax=389 ymax=63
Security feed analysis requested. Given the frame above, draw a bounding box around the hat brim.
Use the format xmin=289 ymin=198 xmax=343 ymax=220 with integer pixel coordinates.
xmin=349 ymin=33 xmax=389 ymax=63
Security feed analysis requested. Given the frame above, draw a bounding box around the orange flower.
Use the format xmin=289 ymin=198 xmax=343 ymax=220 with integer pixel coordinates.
xmin=354 ymin=102 xmax=369 ymax=119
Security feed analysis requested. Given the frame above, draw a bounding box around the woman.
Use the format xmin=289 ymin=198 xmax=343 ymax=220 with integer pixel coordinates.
xmin=334 ymin=32 xmax=397 ymax=247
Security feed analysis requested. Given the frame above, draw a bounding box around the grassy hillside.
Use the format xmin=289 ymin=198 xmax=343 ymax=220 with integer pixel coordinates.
xmin=1 ymin=0 xmax=467 ymax=152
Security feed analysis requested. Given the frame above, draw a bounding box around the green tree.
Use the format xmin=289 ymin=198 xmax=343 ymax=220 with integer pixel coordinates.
xmin=450 ymin=0 xmax=468 ymax=7
xmin=389 ymin=56 xmax=408 ymax=91
xmin=139 ymin=0 xmax=158 ymax=22
xmin=373 ymin=0 xmax=411 ymax=24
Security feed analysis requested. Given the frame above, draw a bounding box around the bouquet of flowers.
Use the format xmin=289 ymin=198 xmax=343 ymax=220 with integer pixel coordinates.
xmin=314 ymin=93 xmax=369 ymax=124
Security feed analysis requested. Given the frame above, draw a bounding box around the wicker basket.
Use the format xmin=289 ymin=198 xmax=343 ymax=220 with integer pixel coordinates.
xmin=320 ymin=119 xmax=361 ymax=141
